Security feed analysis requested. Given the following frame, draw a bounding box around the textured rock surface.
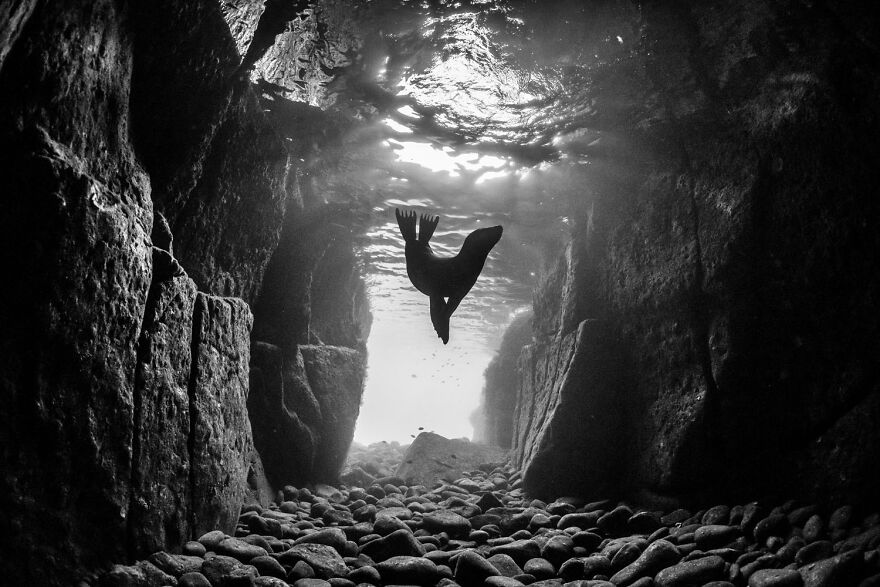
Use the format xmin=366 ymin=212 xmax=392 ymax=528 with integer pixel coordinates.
xmin=250 ymin=202 xmax=371 ymax=487
xmin=128 ymin=252 xmax=198 ymax=556
xmin=0 ymin=1 xmax=152 ymax=583
xmin=249 ymin=342 xmax=368 ymax=486
xmin=473 ymin=311 xmax=533 ymax=448
xmin=396 ymin=432 xmax=509 ymax=487
xmin=506 ymin=1 xmax=880 ymax=504
xmin=0 ymin=1 xmax=301 ymax=583
xmin=190 ymin=294 xmax=256 ymax=536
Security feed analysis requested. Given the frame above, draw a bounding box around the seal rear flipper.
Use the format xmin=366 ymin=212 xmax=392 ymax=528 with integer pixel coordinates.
xmin=395 ymin=208 xmax=417 ymax=242
xmin=430 ymin=295 xmax=450 ymax=344
xmin=418 ymin=214 xmax=439 ymax=244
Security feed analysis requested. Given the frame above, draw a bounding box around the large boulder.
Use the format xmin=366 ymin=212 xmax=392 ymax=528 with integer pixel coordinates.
xmin=396 ymin=433 xmax=508 ymax=487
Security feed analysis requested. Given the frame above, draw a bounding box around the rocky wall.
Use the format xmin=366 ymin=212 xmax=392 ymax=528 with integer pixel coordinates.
xmin=0 ymin=0 xmax=343 ymax=583
xmin=509 ymin=0 xmax=880 ymax=506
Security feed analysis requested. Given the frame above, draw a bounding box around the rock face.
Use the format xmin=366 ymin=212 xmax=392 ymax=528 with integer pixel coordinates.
xmin=505 ymin=2 xmax=880 ymax=504
xmin=473 ymin=312 xmax=533 ymax=448
xmin=0 ymin=0 xmax=368 ymax=583
xmin=396 ymin=432 xmax=508 ymax=487
xmin=249 ymin=202 xmax=371 ymax=487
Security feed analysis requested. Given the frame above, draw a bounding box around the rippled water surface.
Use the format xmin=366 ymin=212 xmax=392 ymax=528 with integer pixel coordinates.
xmin=295 ymin=0 xmax=640 ymax=441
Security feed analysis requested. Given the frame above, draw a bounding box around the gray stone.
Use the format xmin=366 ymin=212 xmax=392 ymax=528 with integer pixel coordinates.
xmin=748 ymin=569 xmax=803 ymax=587
xmin=376 ymin=556 xmax=441 ymax=585
xmin=654 ymin=555 xmax=725 ymax=587
xmin=360 ymin=528 xmax=426 ymax=561
xmin=455 ymin=550 xmax=501 ymax=586
xmin=610 ymin=539 xmax=681 ymax=586
xmin=278 ymin=544 xmax=349 ymax=579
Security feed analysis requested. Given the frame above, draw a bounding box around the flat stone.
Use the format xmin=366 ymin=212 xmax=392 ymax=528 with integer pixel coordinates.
xmin=179 ymin=572 xmax=212 ymax=587
xmin=376 ymin=555 xmax=441 ymax=585
xmin=748 ymin=568 xmax=803 ymax=587
xmin=524 ymin=558 xmax=556 ymax=579
xmin=216 ymin=537 xmax=269 ymax=562
xmin=695 ymin=525 xmax=740 ymax=550
xmin=278 ymin=544 xmax=349 ymax=579
xmin=295 ymin=528 xmax=349 ymax=552
xmin=488 ymin=539 xmax=542 ymax=565
xmin=360 ymin=528 xmax=426 ymax=561
xmin=423 ymin=511 xmax=472 ymax=538
xmin=654 ymin=555 xmax=725 ymax=587
xmin=488 ymin=554 xmax=524 ymax=577
xmin=294 ymin=580 xmax=332 ymax=587
xmin=251 ymin=555 xmax=286 ymax=579
xmin=486 ymin=577 xmax=526 ymax=587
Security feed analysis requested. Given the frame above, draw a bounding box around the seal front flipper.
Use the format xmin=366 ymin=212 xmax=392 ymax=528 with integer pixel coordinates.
xmin=430 ymin=294 xmax=450 ymax=344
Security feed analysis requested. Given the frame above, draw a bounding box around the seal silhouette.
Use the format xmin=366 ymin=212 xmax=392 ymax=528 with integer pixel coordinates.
xmin=396 ymin=209 xmax=503 ymax=344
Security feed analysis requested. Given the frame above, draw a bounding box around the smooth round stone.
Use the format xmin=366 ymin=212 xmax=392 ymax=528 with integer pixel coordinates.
xmin=547 ymin=502 xmax=577 ymax=516
xmin=610 ymin=542 xmax=642 ymax=572
xmin=628 ymin=511 xmax=662 ymax=534
xmin=523 ymin=558 xmax=555 ymax=579
xmin=198 ymin=530 xmax=227 ymax=550
xmin=541 ymin=535 xmax=574 ymax=568
xmin=695 ymin=525 xmax=740 ymax=550
xmin=360 ymin=528 xmax=426 ymax=561
xmin=328 ymin=578 xmax=356 ymax=587
xmin=528 ymin=514 xmax=554 ymax=530
xmin=748 ymin=568 xmax=803 ymax=587
xmin=290 ymin=561 xmax=317 ymax=580
xmin=702 ymin=506 xmax=732 ymax=526
xmin=179 ymin=572 xmax=212 ymax=587
xmin=251 ymin=555 xmax=287 ymax=579
xmin=754 ymin=515 xmax=789 ymax=543
xmin=802 ymin=515 xmax=824 ymax=543
xmin=374 ymin=516 xmax=410 ymax=536
xmin=295 ymin=528 xmax=349 ymax=551
xmin=598 ymin=506 xmax=634 ymax=537
xmin=257 ymin=577 xmax=294 ymax=587
xmin=455 ymin=550 xmax=501 ymax=585
xmin=422 ymin=510 xmax=472 ymax=538
xmin=829 ymin=505 xmax=854 ymax=530
xmin=183 ymin=541 xmax=207 ymax=557
xmin=571 ymin=532 xmax=602 ymax=552
xmin=377 ymin=507 xmax=413 ymax=520
xmin=514 ymin=573 xmax=536 ymax=585
xmin=489 ymin=540 xmax=542 ymax=566
xmin=654 ymin=555 xmax=725 ymax=587
xmin=661 ymin=510 xmax=692 ymax=526
xmin=470 ymin=530 xmax=490 ymax=543
xmin=608 ymin=539 xmax=681 ymax=586
xmin=487 ymin=553 xmax=523 ymax=577
xmin=486 ymin=577 xmax=526 ymax=587
xmin=347 ymin=565 xmax=381 ymax=584
xmin=558 ymin=513 xmax=601 ymax=531
xmin=294 ymin=580 xmax=332 ymax=587
xmin=376 ymin=555 xmax=440 ymax=585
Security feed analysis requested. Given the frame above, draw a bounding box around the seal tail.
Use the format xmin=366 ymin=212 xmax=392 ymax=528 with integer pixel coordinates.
xmin=418 ymin=214 xmax=439 ymax=244
xmin=395 ymin=208 xmax=417 ymax=243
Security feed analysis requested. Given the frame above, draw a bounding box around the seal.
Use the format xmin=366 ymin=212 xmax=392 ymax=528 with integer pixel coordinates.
xmin=396 ymin=209 xmax=503 ymax=344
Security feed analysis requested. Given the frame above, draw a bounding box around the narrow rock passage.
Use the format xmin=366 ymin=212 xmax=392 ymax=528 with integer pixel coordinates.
xmin=100 ymin=444 xmax=880 ymax=587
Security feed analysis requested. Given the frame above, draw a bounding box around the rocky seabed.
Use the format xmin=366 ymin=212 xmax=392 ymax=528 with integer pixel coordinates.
xmin=98 ymin=460 xmax=880 ymax=587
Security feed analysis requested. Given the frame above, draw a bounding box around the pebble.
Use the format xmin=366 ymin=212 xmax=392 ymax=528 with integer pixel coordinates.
xmin=748 ymin=568 xmax=804 ymax=587
xmin=455 ymin=549 xmax=502 ymax=585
